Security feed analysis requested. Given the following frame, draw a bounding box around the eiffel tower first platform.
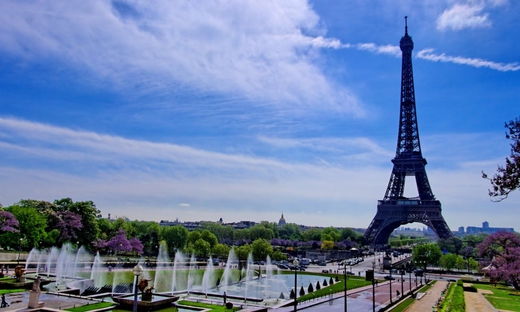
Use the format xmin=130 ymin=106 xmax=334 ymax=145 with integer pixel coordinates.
xmin=364 ymin=18 xmax=453 ymax=246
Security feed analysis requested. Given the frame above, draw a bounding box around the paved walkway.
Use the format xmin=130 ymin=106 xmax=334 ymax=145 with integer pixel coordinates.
xmin=405 ymin=280 xmax=447 ymax=312
xmin=463 ymin=283 xmax=498 ymax=312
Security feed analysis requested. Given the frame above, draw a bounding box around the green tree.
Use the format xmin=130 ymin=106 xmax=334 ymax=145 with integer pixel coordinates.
xmin=279 ymin=224 xmax=301 ymax=240
xmin=437 ymin=237 xmax=463 ymax=254
xmin=192 ymin=238 xmax=211 ymax=259
xmin=234 ymin=229 xmax=250 ymax=241
xmin=212 ymin=243 xmax=230 ymax=259
xmin=259 ymin=221 xmax=279 ymax=238
xmin=236 ymin=244 xmax=251 ymax=260
xmin=53 ymin=198 xmax=100 ymax=249
xmin=251 ymin=238 xmax=273 ymax=261
xmin=412 ymin=243 xmax=442 ymax=270
xmin=321 ymin=240 xmax=334 ymax=250
xmin=200 ymin=222 xmax=234 ymax=242
xmin=271 ymin=249 xmax=287 ymax=261
xmin=455 ymin=255 xmax=467 ymax=271
xmin=97 ymin=218 xmax=113 ymax=241
xmin=187 ymin=230 xmax=201 ymax=245
xmin=249 ymin=225 xmax=274 ymax=241
xmin=6 ymin=205 xmax=47 ymax=249
xmin=340 ymin=228 xmax=363 ymax=243
xmin=139 ymin=222 xmax=161 ymax=256
xmin=322 ymin=227 xmax=341 ymax=242
xmin=302 ymin=228 xmax=322 ymax=241
xmin=200 ymin=230 xmax=218 ymax=249
xmin=440 ymin=253 xmax=458 ymax=272
xmin=321 ymin=234 xmax=333 ymax=242
xmin=161 ymin=225 xmax=189 ymax=254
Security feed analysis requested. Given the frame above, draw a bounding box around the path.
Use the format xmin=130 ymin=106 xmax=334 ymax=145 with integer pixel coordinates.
xmin=405 ymin=280 xmax=447 ymax=312
xmin=463 ymin=283 xmax=497 ymax=312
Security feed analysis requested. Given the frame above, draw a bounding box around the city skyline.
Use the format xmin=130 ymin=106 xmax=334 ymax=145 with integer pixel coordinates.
xmin=1 ymin=1 xmax=519 ymax=230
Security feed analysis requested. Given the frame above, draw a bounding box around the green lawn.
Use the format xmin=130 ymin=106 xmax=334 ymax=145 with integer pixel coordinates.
xmin=0 ymin=289 xmax=26 ymax=295
xmin=297 ymin=275 xmax=373 ymax=302
xmin=178 ymin=300 xmax=241 ymax=311
xmin=473 ymin=283 xmax=520 ymax=311
xmin=64 ymin=301 xmax=115 ymax=312
xmin=389 ymin=297 xmax=415 ymax=312
xmin=418 ymin=280 xmax=436 ymax=293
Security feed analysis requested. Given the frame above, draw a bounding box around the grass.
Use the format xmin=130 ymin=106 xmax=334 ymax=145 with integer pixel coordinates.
xmin=64 ymin=301 xmax=115 ymax=312
xmin=178 ymin=300 xmax=241 ymax=311
xmin=297 ymin=275 xmax=373 ymax=302
xmin=389 ymin=297 xmax=415 ymax=312
xmin=447 ymin=281 xmax=465 ymax=312
xmin=472 ymin=283 xmax=520 ymax=311
xmin=418 ymin=280 xmax=436 ymax=293
xmin=0 ymin=289 xmax=26 ymax=295
xmin=438 ymin=282 xmax=456 ymax=312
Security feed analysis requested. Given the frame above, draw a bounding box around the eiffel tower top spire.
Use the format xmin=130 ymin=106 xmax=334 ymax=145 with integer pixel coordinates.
xmin=396 ymin=16 xmax=421 ymax=160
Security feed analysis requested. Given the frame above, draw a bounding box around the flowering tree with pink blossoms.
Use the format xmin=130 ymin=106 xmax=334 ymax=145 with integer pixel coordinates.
xmin=0 ymin=210 xmax=19 ymax=233
xmin=107 ymin=229 xmax=132 ymax=255
xmin=55 ymin=211 xmax=83 ymax=243
xmin=478 ymin=231 xmax=520 ymax=290
xmin=129 ymin=237 xmax=144 ymax=256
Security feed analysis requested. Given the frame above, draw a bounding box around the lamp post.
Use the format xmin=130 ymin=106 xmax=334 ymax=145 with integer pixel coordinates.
xmin=389 ymin=269 xmax=393 ymax=303
xmin=132 ymin=264 xmax=143 ymax=312
xmin=408 ymin=270 xmax=412 ymax=295
xmin=344 ymin=262 xmax=348 ymax=312
xmin=372 ymin=260 xmax=376 ymax=312
xmin=17 ymin=237 xmax=23 ymax=265
xmin=400 ymin=268 xmax=404 ymax=298
xmin=293 ymin=258 xmax=299 ymax=312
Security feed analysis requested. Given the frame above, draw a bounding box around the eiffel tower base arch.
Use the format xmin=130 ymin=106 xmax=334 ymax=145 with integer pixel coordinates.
xmin=364 ymin=200 xmax=452 ymax=246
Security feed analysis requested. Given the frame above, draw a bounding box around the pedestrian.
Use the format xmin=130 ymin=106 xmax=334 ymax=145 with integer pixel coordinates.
xmin=1 ymin=294 xmax=8 ymax=308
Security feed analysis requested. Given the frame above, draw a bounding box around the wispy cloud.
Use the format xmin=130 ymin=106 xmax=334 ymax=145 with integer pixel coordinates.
xmin=258 ymin=135 xmax=393 ymax=159
xmin=312 ymin=38 xmax=520 ymax=72
xmin=437 ymin=3 xmax=491 ymax=31
xmin=416 ymin=48 xmax=520 ymax=72
xmin=0 ymin=0 xmax=364 ymax=116
xmin=0 ymin=116 xmax=517 ymax=228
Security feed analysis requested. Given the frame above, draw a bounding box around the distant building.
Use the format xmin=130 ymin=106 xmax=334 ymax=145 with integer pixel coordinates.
xmin=278 ymin=213 xmax=286 ymax=227
xmin=464 ymin=221 xmax=514 ymax=235
xmin=159 ymin=218 xmax=256 ymax=230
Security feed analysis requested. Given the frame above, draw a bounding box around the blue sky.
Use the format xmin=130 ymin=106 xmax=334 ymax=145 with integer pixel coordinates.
xmin=1 ymin=0 xmax=519 ymax=231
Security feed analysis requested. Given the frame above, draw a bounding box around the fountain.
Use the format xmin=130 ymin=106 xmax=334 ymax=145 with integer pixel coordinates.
xmin=20 ymin=241 xmax=336 ymax=310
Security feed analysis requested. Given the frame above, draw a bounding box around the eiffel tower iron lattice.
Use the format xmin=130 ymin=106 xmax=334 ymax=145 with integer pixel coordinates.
xmin=364 ymin=17 xmax=453 ymax=246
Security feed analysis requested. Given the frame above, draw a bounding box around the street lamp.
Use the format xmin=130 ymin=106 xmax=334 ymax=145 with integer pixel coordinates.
xmin=408 ymin=269 xmax=412 ymax=295
xmin=343 ymin=262 xmax=348 ymax=312
xmin=293 ymin=258 xmax=299 ymax=312
xmin=400 ymin=268 xmax=404 ymax=298
xmin=389 ymin=269 xmax=393 ymax=303
xmin=372 ymin=260 xmax=376 ymax=312
xmin=132 ymin=264 xmax=143 ymax=312
xmin=17 ymin=237 xmax=23 ymax=265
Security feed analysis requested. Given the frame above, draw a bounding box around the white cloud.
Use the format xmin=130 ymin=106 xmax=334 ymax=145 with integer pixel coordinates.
xmin=436 ymin=3 xmax=491 ymax=31
xmin=356 ymin=43 xmax=401 ymax=57
xmin=416 ymin=48 xmax=520 ymax=71
xmin=0 ymin=0 xmax=363 ymax=115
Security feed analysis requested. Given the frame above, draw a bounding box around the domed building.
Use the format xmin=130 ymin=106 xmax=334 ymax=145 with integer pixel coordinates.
xmin=278 ymin=213 xmax=286 ymax=227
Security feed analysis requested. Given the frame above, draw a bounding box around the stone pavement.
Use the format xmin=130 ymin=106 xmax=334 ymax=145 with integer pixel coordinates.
xmin=2 ymin=291 xmax=114 ymax=312
xmin=463 ymin=283 xmax=497 ymax=312
xmin=404 ymin=280 xmax=447 ymax=312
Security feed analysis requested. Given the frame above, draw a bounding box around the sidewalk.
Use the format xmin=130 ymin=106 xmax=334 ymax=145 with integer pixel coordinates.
xmin=405 ymin=280 xmax=447 ymax=312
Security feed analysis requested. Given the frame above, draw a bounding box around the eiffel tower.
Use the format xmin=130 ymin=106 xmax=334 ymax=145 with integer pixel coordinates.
xmin=364 ymin=17 xmax=453 ymax=246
